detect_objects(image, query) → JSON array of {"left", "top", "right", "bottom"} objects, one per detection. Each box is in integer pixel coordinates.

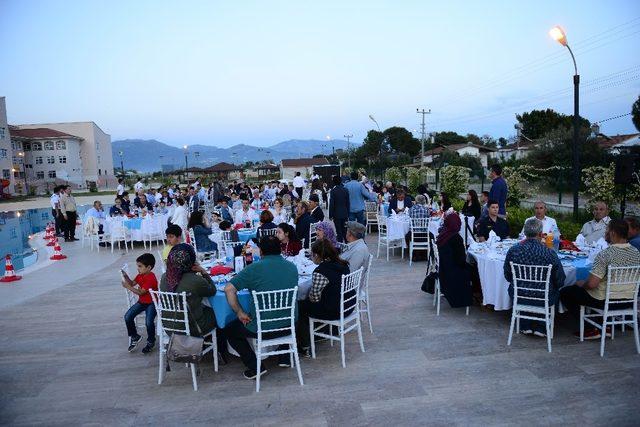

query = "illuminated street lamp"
[
  {"left": 17, "top": 151, "right": 27, "bottom": 194},
  {"left": 183, "top": 145, "right": 189, "bottom": 182},
  {"left": 550, "top": 25, "right": 580, "bottom": 218}
]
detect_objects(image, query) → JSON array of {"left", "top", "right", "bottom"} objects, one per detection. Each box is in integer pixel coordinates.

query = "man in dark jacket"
[
  {"left": 309, "top": 194, "right": 324, "bottom": 223},
  {"left": 329, "top": 175, "right": 350, "bottom": 242}
]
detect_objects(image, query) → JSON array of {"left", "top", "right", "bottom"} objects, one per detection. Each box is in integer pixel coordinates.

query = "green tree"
[
  {"left": 516, "top": 108, "right": 590, "bottom": 139},
  {"left": 498, "top": 137, "right": 508, "bottom": 148},
  {"left": 440, "top": 166, "right": 469, "bottom": 199},
  {"left": 434, "top": 131, "right": 467, "bottom": 146},
  {"left": 384, "top": 126, "right": 420, "bottom": 157},
  {"left": 632, "top": 94, "right": 640, "bottom": 132}
]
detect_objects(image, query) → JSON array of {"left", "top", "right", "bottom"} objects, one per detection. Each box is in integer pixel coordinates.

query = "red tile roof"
[
  {"left": 9, "top": 127, "right": 83, "bottom": 140},
  {"left": 281, "top": 157, "right": 329, "bottom": 167},
  {"left": 594, "top": 133, "right": 640, "bottom": 149}
]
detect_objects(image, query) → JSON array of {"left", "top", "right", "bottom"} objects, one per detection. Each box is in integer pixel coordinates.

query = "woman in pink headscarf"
[{"left": 436, "top": 212, "right": 472, "bottom": 309}]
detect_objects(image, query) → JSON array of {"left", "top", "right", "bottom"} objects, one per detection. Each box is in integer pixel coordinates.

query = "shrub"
[
  {"left": 440, "top": 166, "right": 469, "bottom": 199},
  {"left": 385, "top": 166, "right": 403, "bottom": 184}
]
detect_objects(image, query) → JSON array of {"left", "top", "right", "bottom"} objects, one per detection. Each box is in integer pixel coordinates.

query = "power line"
[
  {"left": 596, "top": 112, "right": 632, "bottom": 123},
  {"left": 441, "top": 18, "right": 640, "bottom": 106}
]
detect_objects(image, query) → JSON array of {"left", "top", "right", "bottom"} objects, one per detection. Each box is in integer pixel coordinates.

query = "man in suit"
[
  {"left": 308, "top": 194, "right": 324, "bottom": 223},
  {"left": 329, "top": 175, "right": 350, "bottom": 242},
  {"left": 388, "top": 188, "right": 413, "bottom": 215}
]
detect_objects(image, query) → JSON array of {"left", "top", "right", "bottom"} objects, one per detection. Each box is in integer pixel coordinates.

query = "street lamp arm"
[{"left": 565, "top": 44, "right": 578, "bottom": 76}]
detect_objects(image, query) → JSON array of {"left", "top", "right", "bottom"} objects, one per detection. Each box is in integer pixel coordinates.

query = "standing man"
[
  {"left": 292, "top": 172, "right": 305, "bottom": 201},
  {"left": 116, "top": 178, "right": 125, "bottom": 196},
  {"left": 329, "top": 175, "right": 350, "bottom": 242},
  {"left": 50, "top": 186, "right": 63, "bottom": 237},
  {"left": 59, "top": 185, "right": 78, "bottom": 242},
  {"left": 488, "top": 164, "right": 508, "bottom": 217},
  {"left": 134, "top": 178, "right": 144, "bottom": 193},
  {"left": 187, "top": 186, "right": 199, "bottom": 213},
  {"left": 344, "top": 171, "right": 373, "bottom": 226}
]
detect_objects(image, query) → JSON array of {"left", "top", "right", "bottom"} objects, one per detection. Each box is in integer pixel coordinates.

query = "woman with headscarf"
[
  {"left": 314, "top": 221, "right": 338, "bottom": 249},
  {"left": 436, "top": 212, "right": 472, "bottom": 309},
  {"left": 159, "top": 244, "right": 217, "bottom": 335}
]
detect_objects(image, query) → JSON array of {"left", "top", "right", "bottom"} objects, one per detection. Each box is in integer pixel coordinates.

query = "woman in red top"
[
  {"left": 122, "top": 253, "right": 158, "bottom": 354},
  {"left": 277, "top": 223, "right": 302, "bottom": 256}
]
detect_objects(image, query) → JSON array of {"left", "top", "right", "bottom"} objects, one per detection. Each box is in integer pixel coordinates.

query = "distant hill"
[{"left": 112, "top": 138, "right": 356, "bottom": 172}]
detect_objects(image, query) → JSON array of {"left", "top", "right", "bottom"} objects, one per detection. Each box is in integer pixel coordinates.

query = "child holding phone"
[{"left": 122, "top": 253, "right": 158, "bottom": 353}]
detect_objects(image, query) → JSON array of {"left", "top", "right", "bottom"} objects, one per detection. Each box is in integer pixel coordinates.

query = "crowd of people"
[
  {"left": 121, "top": 171, "right": 374, "bottom": 380},
  {"left": 116, "top": 163, "right": 640, "bottom": 381}
]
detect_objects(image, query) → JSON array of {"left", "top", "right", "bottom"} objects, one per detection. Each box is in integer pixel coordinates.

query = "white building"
[
  {"left": 0, "top": 97, "right": 14, "bottom": 195},
  {"left": 10, "top": 128, "right": 84, "bottom": 193},
  {"left": 280, "top": 157, "right": 329, "bottom": 181},
  {"left": 416, "top": 142, "right": 497, "bottom": 167},
  {"left": 12, "top": 121, "right": 115, "bottom": 193},
  {"left": 496, "top": 135, "right": 535, "bottom": 161}
]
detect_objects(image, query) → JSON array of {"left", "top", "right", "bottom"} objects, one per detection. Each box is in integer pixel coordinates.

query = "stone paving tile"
[{"left": 0, "top": 234, "right": 638, "bottom": 425}]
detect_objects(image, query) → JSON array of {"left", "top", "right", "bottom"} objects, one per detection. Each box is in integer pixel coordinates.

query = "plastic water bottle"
[{"left": 552, "top": 226, "right": 560, "bottom": 252}]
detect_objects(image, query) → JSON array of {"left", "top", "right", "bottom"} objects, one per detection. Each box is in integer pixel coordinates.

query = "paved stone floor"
[{"left": 1, "top": 235, "right": 639, "bottom": 426}]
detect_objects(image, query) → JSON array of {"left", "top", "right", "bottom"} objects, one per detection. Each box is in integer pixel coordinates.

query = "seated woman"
[
  {"left": 277, "top": 223, "right": 302, "bottom": 256},
  {"left": 296, "top": 239, "right": 350, "bottom": 354},
  {"left": 315, "top": 221, "right": 338, "bottom": 248},
  {"left": 436, "top": 213, "right": 472, "bottom": 309},
  {"left": 187, "top": 211, "right": 218, "bottom": 253},
  {"left": 256, "top": 210, "right": 277, "bottom": 238},
  {"left": 294, "top": 201, "right": 313, "bottom": 248},
  {"left": 270, "top": 197, "right": 288, "bottom": 224},
  {"left": 159, "top": 244, "right": 217, "bottom": 336},
  {"left": 439, "top": 192, "right": 451, "bottom": 212}
]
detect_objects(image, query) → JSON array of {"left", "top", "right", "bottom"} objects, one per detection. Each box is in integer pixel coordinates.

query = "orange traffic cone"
[
  {"left": 43, "top": 223, "right": 53, "bottom": 240},
  {"left": 46, "top": 231, "right": 56, "bottom": 247},
  {"left": 0, "top": 255, "right": 22, "bottom": 282},
  {"left": 50, "top": 238, "right": 67, "bottom": 261}
]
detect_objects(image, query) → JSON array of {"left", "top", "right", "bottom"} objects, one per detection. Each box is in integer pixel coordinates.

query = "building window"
[
  {"left": 48, "top": 171, "right": 56, "bottom": 179},
  {"left": 35, "top": 156, "right": 43, "bottom": 165},
  {"left": 0, "top": 127, "right": 4, "bottom": 139},
  {"left": 44, "top": 141, "right": 54, "bottom": 150},
  {"left": 97, "top": 155, "right": 101, "bottom": 164},
  {"left": 36, "top": 171, "right": 44, "bottom": 179},
  {"left": 98, "top": 169, "right": 101, "bottom": 176},
  {"left": 0, "top": 149, "right": 6, "bottom": 158},
  {"left": 58, "top": 156, "right": 67, "bottom": 164},
  {"left": 32, "top": 142, "right": 42, "bottom": 151},
  {"left": 41, "top": 212, "right": 49, "bottom": 220},
  {"left": 56, "top": 140, "right": 66, "bottom": 150},
  {"left": 10, "top": 228, "right": 17, "bottom": 239},
  {"left": 47, "top": 156, "right": 55, "bottom": 164},
  {"left": 96, "top": 142, "right": 100, "bottom": 151},
  {"left": 24, "top": 142, "right": 31, "bottom": 151},
  {"left": 2, "top": 169, "right": 9, "bottom": 179}
]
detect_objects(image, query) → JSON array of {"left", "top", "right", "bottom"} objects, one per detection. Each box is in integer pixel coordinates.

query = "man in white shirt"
[
  {"left": 521, "top": 201, "right": 559, "bottom": 236},
  {"left": 116, "top": 178, "right": 125, "bottom": 196},
  {"left": 292, "top": 172, "right": 305, "bottom": 200},
  {"left": 50, "top": 186, "right": 63, "bottom": 236},
  {"left": 134, "top": 179, "right": 144, "bottom": 192},
  {"left": 234, "top": 199, "right": 257, "bottom": 225},
  {"left": 579, "top": 201, "right": 611, "bottom": 244}
]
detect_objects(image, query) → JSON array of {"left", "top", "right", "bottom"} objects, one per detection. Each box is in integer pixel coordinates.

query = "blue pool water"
[{"left": 0, "top": 205, "right": 94, "bottom": 271}]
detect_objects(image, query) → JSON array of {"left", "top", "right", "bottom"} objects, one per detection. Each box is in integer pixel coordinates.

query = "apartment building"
[
  {"left": 0, "top": 97, "right": 14, "bottom": 196},
  {"left": 11, "top": 121, "right": 115, "bottom": 193}
]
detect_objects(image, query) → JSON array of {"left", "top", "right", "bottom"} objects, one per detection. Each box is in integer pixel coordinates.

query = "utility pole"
[
  {"left": 416, "top": 108, "right": 431, "bottom": 166},
  {"left": 344, "top": 134, "right": 353, "bottom": 168}
]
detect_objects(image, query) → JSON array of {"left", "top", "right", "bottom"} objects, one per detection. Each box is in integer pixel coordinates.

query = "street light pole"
[
  {"left": 17, "top": 152, "right": 27, "bottom": 194},
  {"left": 118, "top": 150, "right": 124, "bottom": 177},
  {"left": 183, "top": 145, "right": 189, "bottom": 183},
  {"left": 159, "top": 155, "right": 164, "bottom": 178},
  {"left": 550, "top": 25, "right": 580, "bottom": 218},
  {"left": 344, "top": 134, "right": 353, "bottom": 168},
  {"left": 416, "top": 108, "right": 431, "bottom": 167}
]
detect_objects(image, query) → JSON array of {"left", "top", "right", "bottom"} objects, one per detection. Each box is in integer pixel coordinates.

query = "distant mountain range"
[{"left": 112, "top": 138, "right": 355, "bottom": 172}]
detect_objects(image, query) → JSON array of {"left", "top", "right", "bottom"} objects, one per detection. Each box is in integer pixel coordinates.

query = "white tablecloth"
[
  {"left": 104, "top": 214, "right": 169, "bottom": 241},
  {"left": 386, "top": 214, "right": 476, "bottom": 249},
  {"left": 469, "top": 247, "right": 582, "bottom": 311}
]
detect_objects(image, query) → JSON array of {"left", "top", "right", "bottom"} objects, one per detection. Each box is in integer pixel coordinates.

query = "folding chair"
[
  {"left": 580, "top": 265, "right": 640, "bottom": 357},
  {"left": 150, "top": 290, "right": 218, "bottom": 391},
  {"left": 310, "top": 267, "right": 365, "bottom": 367}
]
